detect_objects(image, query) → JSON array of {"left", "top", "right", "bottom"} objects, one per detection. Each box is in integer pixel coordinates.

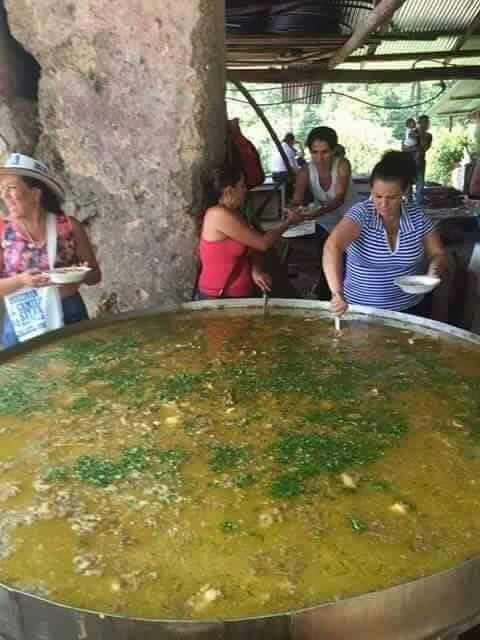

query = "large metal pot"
[{"left": 1, "top": 300, "right": 480, "bottom": 640}]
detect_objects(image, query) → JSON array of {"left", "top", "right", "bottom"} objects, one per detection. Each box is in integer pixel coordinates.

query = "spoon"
[
  {"left": 263, "top": 291, "right": 269, "bottom": 318},
  {"left": 334, "top": 316, "right": 341, "bottom": 332}
]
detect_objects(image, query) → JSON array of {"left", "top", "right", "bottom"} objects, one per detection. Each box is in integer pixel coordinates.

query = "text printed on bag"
[{"left": 5, "top": 289, "right": 48, "bottom": 342}]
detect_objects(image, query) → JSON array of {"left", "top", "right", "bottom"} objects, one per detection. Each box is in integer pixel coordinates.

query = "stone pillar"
[
  {"left": 0, "top": 1, "right": 38, "bottom": 159},
  {"left": 4, "top": 0, "right": 226, "bottom": 311}
]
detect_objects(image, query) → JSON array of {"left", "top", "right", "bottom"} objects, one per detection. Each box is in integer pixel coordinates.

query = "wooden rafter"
[
  {"left": 346, "top": 48, "right": 480, "bottom": 64},
  {"left": 228, "top": 65, "right": 480, "bottom": 84},
  {"left": 227, "top": 47, "right": 480, "bottom": 67},
  {"left": 449, "top": 94, "right": 480, "bottom": 101},
  {"left": 226, "top": 31, "right": 471, "bottom": 51}
]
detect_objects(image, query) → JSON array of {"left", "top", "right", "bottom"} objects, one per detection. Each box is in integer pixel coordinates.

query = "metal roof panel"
[
  {"left": 393, "top": 0, "right": 480, "bottom": 34},
  {"left": 375, "top": 37, "right": 458, "bottom": 56}
]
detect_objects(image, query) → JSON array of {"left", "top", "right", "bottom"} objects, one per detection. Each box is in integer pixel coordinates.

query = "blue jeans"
[
  {"left": 2, "top": 293, "right": 89, "bottom": 348},
  {"left": 416, "top": 165, "right": 426, "bottom": 205}
]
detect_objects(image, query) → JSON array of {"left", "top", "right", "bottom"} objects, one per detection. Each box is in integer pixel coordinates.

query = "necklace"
[
  {"left": 16, "top": 218, "right": 46, "bottom": 248},
  {"left": 384, "top": 218, "right": 400, "bottom": 252}
]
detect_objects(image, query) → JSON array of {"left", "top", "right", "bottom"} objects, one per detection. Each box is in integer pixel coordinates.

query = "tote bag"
[{"left": 4, "top": 214, "right": 64, "bottom": 342}]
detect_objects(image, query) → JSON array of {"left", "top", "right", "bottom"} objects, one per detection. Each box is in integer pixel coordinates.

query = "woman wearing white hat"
[{"left": 0, "top": 153, "right": 101, "bottom": 347}]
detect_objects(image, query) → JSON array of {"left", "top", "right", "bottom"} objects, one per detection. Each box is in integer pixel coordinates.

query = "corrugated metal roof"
[
  {"left": 225, "top": 0, "right": 480, "bottom": 81},
  {"left": 281, "top": 82, "right": 323, "bottom": 104},
  {"left": 341, "top": 4, "right": 373, "bottom": 34},
  {"left": 375, "top": 37, "right": 458, "bottom": 56},
  {"left": 338, "top": 60, "right": 439, "bottom": 70},
  {"left": 393, "top": 0, "right": 480, "bottom": 34}
]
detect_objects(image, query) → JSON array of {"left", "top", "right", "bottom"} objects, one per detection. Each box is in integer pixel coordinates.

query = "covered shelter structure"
[
  {"left": 226, "top": 0, "right": 480, "bottom": 85},
  {"left": 224, "top": 0, "right": 480, "bottom": 336},
  {"left": 430, "top": 79, "right": 480, "bottom": 120}
]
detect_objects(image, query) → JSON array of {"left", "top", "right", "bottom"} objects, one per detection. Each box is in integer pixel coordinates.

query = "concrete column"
[{"left": 4, "top": 0, "right": 226, "bottom": 311}]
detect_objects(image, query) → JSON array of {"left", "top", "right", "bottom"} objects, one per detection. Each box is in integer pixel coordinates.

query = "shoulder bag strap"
[{"left": 46, "top": 214, "right": 58, "bottom": 269}]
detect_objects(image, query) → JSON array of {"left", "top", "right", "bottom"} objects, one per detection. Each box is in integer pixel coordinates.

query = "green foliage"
[
  {"left": 473, "top": 123, "right": 480, "bottom": 154},
  {"left": 428, "top": 127, "right": 470, "bottom": 185},
  {"left": 226, "top": 81, "right": 455, "bottom": 178}
]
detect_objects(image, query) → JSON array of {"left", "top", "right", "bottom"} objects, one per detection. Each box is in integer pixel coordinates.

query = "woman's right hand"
[
  {"left": 19, "top": 269, "right": 51, "bottom": 289},
  {"left": 284, "top": 208, "right": 303, "bottom": 226},
  {"left": 330, "top": 292, "right": 348, "bottom": 315}
]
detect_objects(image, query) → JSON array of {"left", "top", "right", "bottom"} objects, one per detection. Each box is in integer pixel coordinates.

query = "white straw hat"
[{"left": 0, "top": 153, "right": 65, "bottom": 202}]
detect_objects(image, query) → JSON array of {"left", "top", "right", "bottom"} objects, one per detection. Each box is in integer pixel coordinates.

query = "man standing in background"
[
  {"left": 271, "top": 132, "right": 299, "bottom": 194},
  {"left": 415, "top": 115, "right": 433, "bottom": 206}
]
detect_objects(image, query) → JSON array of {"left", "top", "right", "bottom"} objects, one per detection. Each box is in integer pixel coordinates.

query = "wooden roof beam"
[
  {"left": 449, "top": 94, "right": 480, "bottom": 101},
  {"left": 346, "top": 48, "right": 480, "bottom": 63},
  {"left": 226, "top": 31, "right": 468, "bottom": 48},
  {"left": 227, "top": 65, "right": 480, "bottom": 84},
  {"left": 436, "top": 109, "right": 478, "bottom": 116},
  {"left": 227, "top": 48, "right": 480, "bottom": 66}
]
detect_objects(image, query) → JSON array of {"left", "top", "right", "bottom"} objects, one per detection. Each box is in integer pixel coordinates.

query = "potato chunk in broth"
[{"left": 0, "top": 310, "right": 479, "bottom": 620}]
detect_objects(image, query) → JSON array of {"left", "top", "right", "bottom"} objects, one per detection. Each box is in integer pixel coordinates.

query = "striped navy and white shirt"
[{"left": 343, "top": 199, "right": 435, "bottom": 311}]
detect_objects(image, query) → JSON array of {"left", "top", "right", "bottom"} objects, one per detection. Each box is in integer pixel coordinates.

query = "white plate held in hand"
[
  {"left": 48, "top": 266, "right": 91, "bottom": 284},
  {"left": 394, "top": 275, "right": 440, "bottom": 295}
]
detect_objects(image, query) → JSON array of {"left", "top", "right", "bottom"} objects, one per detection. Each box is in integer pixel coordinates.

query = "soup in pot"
[{"left": 0, "top": 310, "right": 478, "bottom": 620}]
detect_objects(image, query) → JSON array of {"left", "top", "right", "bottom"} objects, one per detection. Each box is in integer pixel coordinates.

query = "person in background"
[
  {"left": 271, "top": 132, "right": 299, "bottom": 199},
  {"left": 271, "top": 132, "right": 300, "bottom": 181},
  {"left": 323, "top": 151, "right": 447, "bottom": 318},
  {"left": 402, "top": 117, "right": 419, "bottom": 154},
  {"left": 227, "top": 118, "right": 265, "bottom": 191},
  {"left": 295, "top": 140, "right": 306, "bottom": 168},
  {"left": 0, "top": 153, "right": 101, "bottom": 347},
  {"left": 415, "top": 115, "right": 433, "bottom": 206},
  {"left": 196, "top": 163, "right": 302, "bottom": 299}
]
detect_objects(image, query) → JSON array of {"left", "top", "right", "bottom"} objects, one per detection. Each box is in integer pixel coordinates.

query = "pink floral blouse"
[{"left": 0, "top": 214, "right": 79, "bottom": 277}]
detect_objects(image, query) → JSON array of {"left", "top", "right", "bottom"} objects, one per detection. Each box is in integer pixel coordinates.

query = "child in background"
[{"left": 403, "top": 118, "right": 419, "bottom": 152}]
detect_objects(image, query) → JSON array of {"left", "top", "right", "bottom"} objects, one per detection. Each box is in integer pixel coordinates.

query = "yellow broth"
[{"left": 0, "top": 310, "right": 479, "bottom": 620}]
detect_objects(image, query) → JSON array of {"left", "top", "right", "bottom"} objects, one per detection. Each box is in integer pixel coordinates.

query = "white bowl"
[
  {"left": 48, "top": 266, "right": 91, "bottom": 285},
  {"left": 394, "top": 275, "right": 441, "bottom": 295}
]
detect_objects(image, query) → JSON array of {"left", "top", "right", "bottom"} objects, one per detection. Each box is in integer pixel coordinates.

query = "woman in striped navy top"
[{"left": 323, "top": 151, "right": 447, "bottom": 316}]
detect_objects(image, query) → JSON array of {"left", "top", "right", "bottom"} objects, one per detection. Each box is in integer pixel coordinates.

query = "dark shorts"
[{"left": 2, "top": 292, "right": 89, "bottom": 348}]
